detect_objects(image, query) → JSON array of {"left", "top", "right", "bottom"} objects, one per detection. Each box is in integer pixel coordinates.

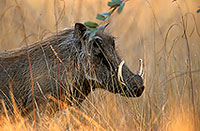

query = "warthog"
[{"left": 0, "top": 23, "right": 144, "bottom": 114}]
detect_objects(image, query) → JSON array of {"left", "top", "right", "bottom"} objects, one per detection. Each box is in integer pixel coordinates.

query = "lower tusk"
[
  {"left": 138, "top": 59, "right": 144, "bottom": 78},
  {"left": 118, "top": 60, "right": 126, "bottom": 86}
]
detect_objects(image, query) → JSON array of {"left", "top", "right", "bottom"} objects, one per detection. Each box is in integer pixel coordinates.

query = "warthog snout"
[
  {"left": 117, "top": 60, "right": 144, "bottom": 97},
  {"left": 117, "top": 59, "right": 144, "bottom": 97}
]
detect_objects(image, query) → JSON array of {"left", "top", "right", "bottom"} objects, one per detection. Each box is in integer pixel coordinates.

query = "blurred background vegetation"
[{"left": 0, "top": 0, "right": 200, "bottom": 130}]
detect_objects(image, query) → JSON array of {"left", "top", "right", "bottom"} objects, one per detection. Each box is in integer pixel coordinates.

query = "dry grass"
[{"left": 0, "top": 0, "right": 200, "bottom": 130}]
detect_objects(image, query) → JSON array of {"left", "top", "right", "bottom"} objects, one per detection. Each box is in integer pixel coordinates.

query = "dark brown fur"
[{"left": 0, "top": 23, "right": 144, "bottom": 114}]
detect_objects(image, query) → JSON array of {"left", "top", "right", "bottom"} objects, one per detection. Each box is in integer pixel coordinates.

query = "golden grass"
[{"left": 0, "top": 0, "right": 200, "bottom": 130}]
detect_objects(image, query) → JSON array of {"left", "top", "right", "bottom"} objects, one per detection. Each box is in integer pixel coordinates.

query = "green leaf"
[
  {"left": 84, "top": 22, "right": 98, "bottom": 28},
  {"left": 96, "top": 14, "right": 106, "bottom": 21},
  {"left": 108, "top": 2, "right": 117, "bottom": 7},
  {"left": 197, "top": 9, "right": 200, "bottom": 13},
  {"left": 117, "top": 2, "right": 125, "bottom": 14},
  {"left": 197, "top": 6, "right": 200, "bottom": 13},
  {"left": 88, "top": 29, "right": 98, "bottom": 42},
  {"left": 112, "top": 0, "right": 121, "bottom": 4},
  {"left": 99, "top": 12, "right": 110, "bottom": 16}
]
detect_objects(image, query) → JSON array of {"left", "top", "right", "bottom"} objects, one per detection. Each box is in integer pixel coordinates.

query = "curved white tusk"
[
  {"left": 118, "top": 60, "right": 126, "bottom": 86},
  {"left": 138, "top": 59, "right": 144, "bottom": 78}
]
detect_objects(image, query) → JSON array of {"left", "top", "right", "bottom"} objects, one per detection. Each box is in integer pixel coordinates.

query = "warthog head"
[{"left": 73, "top": 23, "right": 144, "bottom": 98}]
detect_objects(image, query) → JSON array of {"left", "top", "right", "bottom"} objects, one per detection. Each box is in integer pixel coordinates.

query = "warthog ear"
[{"left": 74, "top": 23, "right": 87, "bottom": 39}]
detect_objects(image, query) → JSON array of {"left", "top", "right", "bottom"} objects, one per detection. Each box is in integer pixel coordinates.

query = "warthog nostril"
[{"left": 136, "top": 86, "right": 145, "bottom": 97}]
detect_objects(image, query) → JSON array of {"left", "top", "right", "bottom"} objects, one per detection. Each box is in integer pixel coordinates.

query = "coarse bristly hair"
[{"left": 0, "top": 23, "right": 144, "bottom": 115}]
